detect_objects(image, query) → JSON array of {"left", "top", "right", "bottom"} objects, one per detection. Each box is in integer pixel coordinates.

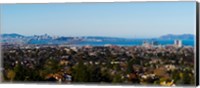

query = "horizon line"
[{"left": 1, "top": 33, "right": 195, "bottom": 39}]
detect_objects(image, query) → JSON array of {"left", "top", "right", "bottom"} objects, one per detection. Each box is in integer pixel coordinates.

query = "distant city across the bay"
[{"left": 1, "top": 33, "right": 195, "bottom": 47}]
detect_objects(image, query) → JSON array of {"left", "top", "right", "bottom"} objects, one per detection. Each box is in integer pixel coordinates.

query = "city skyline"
[{"left": 1, "top": 2, "right": 196, "bottom": 38}]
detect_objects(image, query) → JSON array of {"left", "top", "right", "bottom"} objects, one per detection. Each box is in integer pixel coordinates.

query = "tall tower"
[{"left": 174, "top": 40, "right": 182, "bottom": 47}]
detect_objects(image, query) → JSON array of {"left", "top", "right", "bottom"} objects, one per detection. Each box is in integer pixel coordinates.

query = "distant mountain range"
[
  {"left": 1, "top": 33, "right": 195, "bottom": 45},
  {"left": 159, "top": 34, "right": 195, "bottom": 40},
  {"left": 2, "top": 33, "right": 25, "bottom": 38}
]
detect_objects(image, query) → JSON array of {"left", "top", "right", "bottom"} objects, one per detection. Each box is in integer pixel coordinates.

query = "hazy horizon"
[
  {"left": 2, "top": 32, "right": 195, "bottom": 39},
  {"left": 1, "top": 2, "right": 196, "bottom": 38}
]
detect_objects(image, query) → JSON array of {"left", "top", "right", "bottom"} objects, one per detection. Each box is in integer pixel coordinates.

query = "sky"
[{"left": 0, "top": 2, "right": 196, "bottom": 38}]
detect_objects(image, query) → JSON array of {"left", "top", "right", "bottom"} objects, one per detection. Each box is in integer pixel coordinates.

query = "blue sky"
[{"left": 0, "top": 2, "right": 196, "bottom": 38}]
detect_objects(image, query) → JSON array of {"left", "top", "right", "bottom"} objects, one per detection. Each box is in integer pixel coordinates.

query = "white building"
[
  {"left": 174, "top": 40, "right": 182, "bottom": 47},
  {"left": 142, "top": 41, "right": 152, "bottom": 48}
]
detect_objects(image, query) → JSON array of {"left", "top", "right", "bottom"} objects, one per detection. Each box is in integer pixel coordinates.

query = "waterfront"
[{"left": 77, "top": 39, "right": 194, "bottom": 47}]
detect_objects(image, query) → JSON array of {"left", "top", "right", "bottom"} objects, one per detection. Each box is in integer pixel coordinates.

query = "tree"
[
  {"left": 100, "top": 68, "right": 112, "bottom": 82},
  {"left": 42, "top": 57, "right": 61, "bottom": 75},
  {"left": 72, "top": 60, "right": 89, "bottom": 82},
  {"left": 13, "top": 63, "right": 25, "bottom": 81},
  {"left": 87, "top": 65, "right": 102, "bottom": 82},
  {"left": 127, "top": 58, "right": 134, "bottom": 73},
  {"left": 6, "top": 69, "right": 16, "bottom": 81}
]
